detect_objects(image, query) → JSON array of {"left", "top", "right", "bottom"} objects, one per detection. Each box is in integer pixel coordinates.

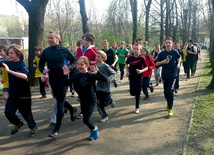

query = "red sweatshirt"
[
  {"left": 76, "top": 45, "right": 98, "bottom": 61},
  {"left": 143, "top": 56, "right": 156, "bottom": 77}
]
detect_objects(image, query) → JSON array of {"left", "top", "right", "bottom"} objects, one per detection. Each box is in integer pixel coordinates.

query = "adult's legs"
[{"left": 51, "top": 85, "right": 67, "bottom": 131}]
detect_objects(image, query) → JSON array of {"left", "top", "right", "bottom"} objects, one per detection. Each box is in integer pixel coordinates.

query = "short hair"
[
  {"left": 188, "top": 40, "right": 193, "bottom": 44},
  {"left": 48, "top": 31, "right": 61, "bottom": 40},
  {"left": 34, "top": 46, "right": 43, "bottom": 52},
  {"left": 120, "top": 41, "right": 125, "bottom": 44},
  {"left": 0, "top": 45, "right": 8, "bottom": 55},
  {"left": 165, "top": 37, "right": 173, "bottom": 41},
  {"left": 83, "top": 33, "right": 95, "bottom": 44},
  {"left": 97, "top": 50, "right": 107, "bottom": 61},
  {"left": 8, "top": 44, "right": 24, "bottom": 61},
  {"left": 76, "top": 40, "right": 82, "bottom": 46},
  {"left": 78, "top": 56, "right": 90, "bottom": 65}
]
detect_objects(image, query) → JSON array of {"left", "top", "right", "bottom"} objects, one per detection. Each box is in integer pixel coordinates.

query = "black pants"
[
  {"left": 163, "top": 78, "right": 176, "bottom": 109},
  {"left": 51, "top": 85, "right": 67, "bottom": 131},
  {"left": 142, "top": 76, "right": 151, "bottom": 97},
  {"left": 39, "top": 77, "right": 46, "bottom": 96},
  {"left": 129, "top": 80, "right": 142, "bottom": 109},
  {"left": 5, "top": 97, "right": 36, "bottom": 129},
  {"left": 81, "top": 102, "right": 96, "bottom": 131},
  {"left": 119, "top": 63, "right": 125, "bottom": 80},
  {"left": 96, "top": 91, "right": 112, "bottom": 118},
  {"left": 186, "top": 58, "right": 195, "bottom": 77}
]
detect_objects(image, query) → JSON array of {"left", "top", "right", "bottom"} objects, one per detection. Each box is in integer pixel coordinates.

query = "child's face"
[
  {"left": 133, "top": 46, "right": 140, "bottom": 55},
  {"left": 141, "top": 49, "right": 146, "bottom": 56},
  {"left": 0, "top": 50, "right": 6, "bottom": 57},
  {"left": 165, "top": 39, "right": 173, "bottom": 50},
  {"left": 103, "top": 42, "right": 108, "bottom": 48},
  {"left": 95, "top": 54, "right": 104, "bottom": 63},
  {"left": 35, "top": 50, "right": 41, "bottom": 56},
  {"left": 77, "top": 59, "right": 89, "bottom": 73},
  {"left": 8, "top": 48, "right": 19, "bottom": 62}
]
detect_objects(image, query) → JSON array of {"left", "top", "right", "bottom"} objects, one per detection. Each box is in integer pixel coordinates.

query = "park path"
[{"left": 0, "top": 51, "right": 206, "bottom": 155}]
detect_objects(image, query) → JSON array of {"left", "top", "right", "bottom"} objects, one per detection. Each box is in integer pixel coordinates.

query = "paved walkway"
[{"left": 0, "top": 51, "right": 206, "bottom": 155}]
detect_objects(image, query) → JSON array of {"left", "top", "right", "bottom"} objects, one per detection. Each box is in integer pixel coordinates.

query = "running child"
[
  {"left": 126, "top": 44, "right": 148, "bottom": 114},
  {"left": 62, "top": 56, "right": 108, "bottom": 140},
  {"left": 95, "top": 50, "right": 116, "bottom": 123},
  {"left": 0, "top": 44, "right": 38, "bottom": 137},
  {"left": 155, "top": 37, "right": 181, "bottom": 117}
]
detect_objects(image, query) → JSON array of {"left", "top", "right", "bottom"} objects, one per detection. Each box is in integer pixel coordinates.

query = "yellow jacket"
[
  {"left": 33, "top": 56, "right": 42, "bottom": 78},
  {"left": 1, "top": 68, "right": 9, "bottom": 88}
]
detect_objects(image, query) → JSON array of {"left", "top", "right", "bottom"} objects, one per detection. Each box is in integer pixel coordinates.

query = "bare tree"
[
  {"left": 16, "top": 0, "right": 49, "bottom": 85},
  {"left": 130, "top": 0, "right": 138, "bottom": 44},
  {"left": 79, "top": 0, "right": 89, "bottom": 34},
  {"left": 144, "top": 0, "right": 152, "bottom": 42}
]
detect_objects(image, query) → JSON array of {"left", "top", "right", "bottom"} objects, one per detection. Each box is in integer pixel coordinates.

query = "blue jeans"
[{"left": 142, "top": 76, "right": 151, "bottom": 97}]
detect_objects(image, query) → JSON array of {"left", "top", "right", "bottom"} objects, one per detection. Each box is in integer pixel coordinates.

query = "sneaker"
[
  {"left": 39, "top": 95, "right": 47, "bottom": 99},
  {"left": 143, "top": 96, "right": 149, "bottom": 100},
  {"left": 29, "top": 126, "right": 38, "bottom": 137},
  {"left": 174, "top": 89, "right": 178, "bottom": 93},
  {"left": 159, "top": 79, "right": 162, "bottom": 83},
  {"left": 120, "top": 80, "right": 123, "bottom": 83},
  {"left": 48, "top": 130, "right": 59, "bottom": 139},
  {"left": 168, "top": 109, "right": 173, "bottom": 116},
  {"left": 111, "top": 98, "right": 116, "bottom": 108},
  {"left": 111, "top": 79, "right": 118, "bottom": 88},
  {"left": 70, "top": 107, "right": 77, "bottom": 122},
  {"left": 100, "top": 116, "right": 109, "bottom": 123},
  {"left": 11, "top": 121, "right": 24, "bottom": 135},
  {"left": 156, "top": 83, "right": 159, "bottom": 86},
  {"left": 191, "top": 72, "right": 195, "bottom": 76},
  {"left": 76, "top": 113, "right": 83, "bottom": 119},
  {"left": 49, "top": 122, "right": 56, "bottom": 128},
  {"left": 15, "top": 110, "right": 21, "bottom": 116},
  {"left": 135, "top": 108, "right": 139, "bottom": 114},
  {"left": 88, "top": 126, "right": 99, "bottom": 140},
  {"left": 150, "top": 86, "right": 154, "bottom": 93}
]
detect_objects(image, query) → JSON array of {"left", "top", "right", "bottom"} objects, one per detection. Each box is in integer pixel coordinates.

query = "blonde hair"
[
  {"left": 48, "top": 31, "right": 61, "bottom": 40},
  {"left": 78, "top": 56, "right": 90, "bottom": 65},
  {"left": 97, "top": 50, "right": 107, "bottom": 61}
]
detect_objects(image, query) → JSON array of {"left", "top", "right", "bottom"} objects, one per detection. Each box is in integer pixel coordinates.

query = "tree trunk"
[
  {"left": 160, "top": 0, "right": 164, "bottom": 45},
  {"left": 78, "top": 0, "right": 89, "bottom": 34},
  {"left": 130, "top": 0, "right": 137, "bottom": 44},
  {"left": 16, "top": 0, "right": 49, "bottom": 86},
  {"left": 145, "top": 0, "right": 152, "bottom": 42}
]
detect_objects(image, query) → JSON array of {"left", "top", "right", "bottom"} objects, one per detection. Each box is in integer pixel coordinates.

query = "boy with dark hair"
[{"left": 155, "top": 37, "right": 181, "bottom": 117}]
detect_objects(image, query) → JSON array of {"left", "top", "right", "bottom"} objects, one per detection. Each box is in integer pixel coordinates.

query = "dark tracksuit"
[
  {"left": 39, "top": 45, "right": 76, "bottom": 131},
  {"left": 126, "top": 54, "right": 147, "bottom": 109},
  {"left": 67, "top": 71, "right": 108, "bottom": 131},
  {"left": 0, "top": 60, "right": 36, "bottom": 129},
  {"left": 155, "top": 49, "right": 180, "bottom": 109},
  {"left": 186, "top": 46, "right": 197, "bottom": 78}
]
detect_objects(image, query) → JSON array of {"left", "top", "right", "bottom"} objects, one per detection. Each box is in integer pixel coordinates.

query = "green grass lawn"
[{"left": 186, "top": 58, "right": 214, "bottom": 154}]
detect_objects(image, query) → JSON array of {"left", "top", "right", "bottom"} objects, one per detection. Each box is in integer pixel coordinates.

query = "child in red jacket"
[{"left": 141, "top": 48, "right": 156, "bottom": 100}]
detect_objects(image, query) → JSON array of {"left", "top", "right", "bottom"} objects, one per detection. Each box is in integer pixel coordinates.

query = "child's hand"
[
  {"left": 136, "top": 69, "right": 141, "bottom": 74},
  {"left": 2, "top": 63, "right": 9, "bottom": 72},
  {"left": 62, "top": 66, "right": 70, "bottom": 75},
  {"left": 90, "top": 65, "right": 98, "bottom": 74},
  {"left": 126, "top": 71, "right": 130, "bottom": 76}
]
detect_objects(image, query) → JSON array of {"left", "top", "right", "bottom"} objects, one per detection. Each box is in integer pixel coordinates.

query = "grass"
[{"left": 186, "top": 59, "right": 214, "bottom": 154}]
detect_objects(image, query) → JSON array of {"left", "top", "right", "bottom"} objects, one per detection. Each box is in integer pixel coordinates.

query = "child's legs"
[
  {"left": 119, "top": 63, "right": 125, "bottom": 80},
  {"left": 175, "top": 69, "right": 180, "bottom": 89},
  {"left": 39, "top": 77, "right": 46, "bottom": 96},
  {"left": 50, "top": 97, "right": 57, "bottom": 124},
  {"left": 96, "top": 91, "right": 108, "bottom": 118},
  {"left": 18, "top": 98, "right": 36, "bottom": 129},
  {"left": 163, "top": 78, "right": 176, "bottom": 109},
  {"left": 81, "top": 103, "right": 96, "bottom": 131},
  {"left": 51, "top": 85, "right": 67, "bottom": 131},
  {"left": 2, "top": 88, "right": 9, "bottom": 101},
  {"left": 142, "top": 77, "right": 150, "bottom": 97},
  {"left": 4, "top": 97, "right": 20, "bottom": 126}
]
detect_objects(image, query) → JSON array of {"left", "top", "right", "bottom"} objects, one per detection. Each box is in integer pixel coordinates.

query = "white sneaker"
[
  {"left": 135, "top": 108, "right": 139, "bottom": 114},
  {"left": 120, "top": 80, "right": 123, "bottom": 83},
  {"left": 100, "top": 116, "right": 109, "bottom": 123}
]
